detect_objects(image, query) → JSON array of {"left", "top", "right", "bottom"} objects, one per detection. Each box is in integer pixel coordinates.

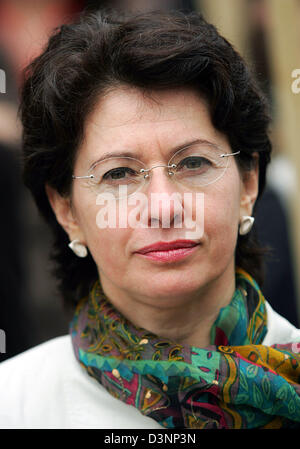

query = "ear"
[
  {"left": 45, "top": 183, "right": 86, "bottom": 243},
  {"left": 239, "top": 153, "right": 259, "bottom": 218}
]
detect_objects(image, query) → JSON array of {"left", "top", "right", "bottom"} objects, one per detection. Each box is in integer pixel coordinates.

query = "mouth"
[{"left": 134, "top": 240, "right": 200, "bottom": 263}]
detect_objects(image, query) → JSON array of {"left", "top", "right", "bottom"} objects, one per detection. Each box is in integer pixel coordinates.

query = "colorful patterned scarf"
[{"left": 70, "top": 268, "right": 300, "bottom": 429}]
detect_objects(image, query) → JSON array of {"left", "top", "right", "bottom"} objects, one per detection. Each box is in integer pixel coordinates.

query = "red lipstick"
[{"left": 135, "top": 240, "right": 200, "bottom": 263}]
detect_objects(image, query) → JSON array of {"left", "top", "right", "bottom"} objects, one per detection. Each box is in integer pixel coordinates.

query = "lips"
[{"left": 135, "top": 239, "right": 199, "bottom": 254}]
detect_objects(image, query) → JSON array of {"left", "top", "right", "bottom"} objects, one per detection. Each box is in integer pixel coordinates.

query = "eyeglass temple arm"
[
  {"left": 220, "top": 151, "right": 240, "bottom": 158},
  {"left": 72, "top": 175, "right": 95, "bottom": 179}
]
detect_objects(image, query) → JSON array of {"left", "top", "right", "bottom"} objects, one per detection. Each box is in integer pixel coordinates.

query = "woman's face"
[{"left": 48, "top": 86, "right": 258, "bottom": 310}]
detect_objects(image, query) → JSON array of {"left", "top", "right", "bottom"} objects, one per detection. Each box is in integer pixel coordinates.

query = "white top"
[{"left": 0, "top": 301, "right": 299, "bottom": 429}]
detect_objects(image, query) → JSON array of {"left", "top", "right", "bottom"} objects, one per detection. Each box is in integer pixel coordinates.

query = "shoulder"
[
  {"left": 0, "top": 334, "right": 72, "bottom": 367},
  {"left": 0, "top": 336, "right": 73, "bottom": 428},
  {"left": 0, "top": 335, "right": 72, "bottom": 384},
  {"left": 262, "top": 301, "right": 300, "bottom": 345},
  {"left": 0, "top": 335, "right": 74, "bottom": 387},
  {"left": 0, "top": 335, "right": 161, "bottom": 429}
]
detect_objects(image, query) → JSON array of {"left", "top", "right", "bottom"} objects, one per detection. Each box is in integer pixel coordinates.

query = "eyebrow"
[{"left": 88, "top": 138, "right": 217, "bottom": 171}]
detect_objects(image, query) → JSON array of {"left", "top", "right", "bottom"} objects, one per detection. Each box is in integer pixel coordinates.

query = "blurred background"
[{"left": 0, "top": 0, "right": 299, "bottom": 361}]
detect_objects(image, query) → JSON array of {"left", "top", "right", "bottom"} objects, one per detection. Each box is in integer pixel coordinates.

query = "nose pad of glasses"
[{"left": 167, "top": 163, "right": 176, "bottom": 177}]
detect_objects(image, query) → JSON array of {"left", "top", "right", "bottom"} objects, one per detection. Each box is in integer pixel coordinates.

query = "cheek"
[
  {"left": 89, "top": 229, "right": 129, "bottom": 273},
  {"left": 203, "top": 185, "right": 240, "bottom": 256},
  {"left": 74, "top": 195, "right": 131, "bottom": 270}
]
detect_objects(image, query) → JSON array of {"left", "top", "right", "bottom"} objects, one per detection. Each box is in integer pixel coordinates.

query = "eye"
[
  {"left": 177, "top": 156, "right": 212, "bottom": 171},
  {"left": 102, "top": 167, "right": 138, "bottom": 182}
]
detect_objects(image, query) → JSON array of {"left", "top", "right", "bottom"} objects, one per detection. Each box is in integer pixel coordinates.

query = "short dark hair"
[{"left": 20, "top": 9, "right": 272, "bottom": 306}]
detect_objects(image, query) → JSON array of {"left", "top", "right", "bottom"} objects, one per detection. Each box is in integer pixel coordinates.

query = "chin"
[{"left": 137, "top": 274, "right": 205, "bottom": 299}]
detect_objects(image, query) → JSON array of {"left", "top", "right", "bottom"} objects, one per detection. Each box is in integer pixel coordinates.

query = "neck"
[{"left": 99, "top": 265, "right": 236, "bottom": 347}]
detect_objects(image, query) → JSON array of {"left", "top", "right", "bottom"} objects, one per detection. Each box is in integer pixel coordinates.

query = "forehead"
[
  {"left": 77, "top": 86, "right": 229, "bottom": 168},
  {"left": 90, "top": 86, "right": 208, "bottom": 121},
  {"left": 86, "top": 86, "right": 212, "bottom": 129}
]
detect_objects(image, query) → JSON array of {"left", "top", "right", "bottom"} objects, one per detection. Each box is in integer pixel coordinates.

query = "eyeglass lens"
[{"left": 87, "top": 144, "right": 229, "bottom": 197}]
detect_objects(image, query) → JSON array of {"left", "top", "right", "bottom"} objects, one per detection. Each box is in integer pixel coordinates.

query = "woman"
[{"left": 0, "top": 9, "right": 299, "bottom": 429}]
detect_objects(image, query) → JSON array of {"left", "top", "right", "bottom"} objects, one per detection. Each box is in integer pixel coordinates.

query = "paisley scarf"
[{"left": 70, "top": 268, "right": 300, "bottom": 429}]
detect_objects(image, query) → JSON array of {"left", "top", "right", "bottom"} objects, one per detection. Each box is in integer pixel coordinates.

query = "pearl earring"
[
  {"left": 239, "top": 216, "right": 255, "bottom": 235},
  {"left": 68, "top": 239, "right": 88, "bottom": 258}
]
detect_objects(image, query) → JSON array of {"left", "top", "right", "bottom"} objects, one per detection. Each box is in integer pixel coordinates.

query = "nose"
[{"left": 141, "top": 166, "right": 184, "bottom": 229}]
